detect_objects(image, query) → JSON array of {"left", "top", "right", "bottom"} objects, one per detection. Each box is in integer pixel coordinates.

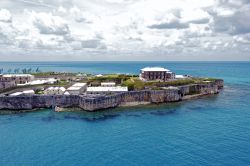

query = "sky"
[{"left": 0, "top": 0, "right": 250, "bottom": 61}]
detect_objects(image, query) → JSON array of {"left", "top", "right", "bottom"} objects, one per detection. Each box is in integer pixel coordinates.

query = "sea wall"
[
  {"left": 178, "top": 83, "right": 219, "bottom": 96},
  {"left": 79, "top": 89, "right": 181, "bottom": 111},
  {"left": 0, "top": 81, "right": 222, "bottom": 112}
]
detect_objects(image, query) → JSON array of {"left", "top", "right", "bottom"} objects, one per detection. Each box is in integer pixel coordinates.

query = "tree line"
[{"left": 0, "top": 67, "right": 41, "bottom": 74}]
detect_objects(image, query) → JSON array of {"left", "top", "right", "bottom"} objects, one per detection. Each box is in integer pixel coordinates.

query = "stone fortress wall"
[{"left": 0, "top": 80, "right": 223, "bottom": 112}]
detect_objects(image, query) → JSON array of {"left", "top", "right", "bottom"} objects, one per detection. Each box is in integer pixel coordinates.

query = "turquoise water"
[{"left": 1, "top": 62, "right": 250, "bottom": 166}]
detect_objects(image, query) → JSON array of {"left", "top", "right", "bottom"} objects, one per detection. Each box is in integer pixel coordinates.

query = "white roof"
[
  {"left": 165, "top": 86, "right": 179, "bottom": 90},
  {"left": 3, "top": 74, "right": 33, "bottom": 77},
  {"left": 175, "top": 75, "right": 186, "bottom": 79},
  {"left": 72, "top": 83, "right": 87, "bottom": 87},
  {"left": 141, "top": 67, "right": 170, "bottom": 72},
  {"left": 87, "top": 86, "right": 128, "bottom": 92},
  {"left": 10, "top": 92, "right": 23, "bottom": 96},
  {"left": 59, "top": 87, "right": 66, "bottom": 91},
  {"left": 101, "top": 82, "right": 116, "bottom": 86},
  {"left": 47, "top": 78, "right": 57, "bottom": 82},
  {"left": 64, "top": 91, "right": 70, "bottom": 95},
  {"left": 96, "top": 74, "right": 103, "bottom": 77},
  {"left": 67, "top": 86, "right": 82, "bottom": 90},
  {"left": 46, "top": 87, "right": 66, "bottom": 91},
  {"left": 23, "top": 90, "right": 35, "bottom": 94},
  {"left": 67, "top": 83, "right": 86, "bottom": 91},
  {"left": 17, "top": 78, "right": 57, "bottom": 86}
]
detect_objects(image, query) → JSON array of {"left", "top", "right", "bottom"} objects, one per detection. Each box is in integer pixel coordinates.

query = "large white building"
[
  {"left": 0, "top": 74, "right": 35, "bottom": 90},
  {"left": 0, "top": 78, "right": 16, "bottom": 90},
  {"left": 1, "top": 74, "right": 35, "bottom": 84},
  {"left": 44, "top": 87, "right": 66, "bottom": 95},
  {"left": 140, "top": 67, "right": 175, "bottom": 81},
  {"left": 66, "top": 83, "right": 87, "bottom": 95}
]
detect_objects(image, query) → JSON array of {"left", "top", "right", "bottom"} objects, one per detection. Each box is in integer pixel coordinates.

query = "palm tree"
[
  {"left": 36, "top": 67, "right": 40, "bottom": 73},
  {"left": 27, "top": 68, "right": 32, "bottom": 73},
  {"left": 22, "top": 68, "right": 27, "bottom": 74}
]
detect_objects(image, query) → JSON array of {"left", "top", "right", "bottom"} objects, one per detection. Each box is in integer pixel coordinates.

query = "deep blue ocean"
[{"left": 0, "top": 61, "right": 250, "bottom": 166}]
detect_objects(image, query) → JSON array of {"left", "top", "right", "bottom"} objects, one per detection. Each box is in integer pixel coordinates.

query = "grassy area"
[
  {"left": 121, "top": 77, "right": 218, "bottom": 91},
  {"left": 35, "top": 89, "right": 44, "bottom": 95},
  {"left": 87, "top": 74, "right": 138, "bottom": 86},
  {"left": 202, "top": 78, "right": 218, "bottom": 81}
]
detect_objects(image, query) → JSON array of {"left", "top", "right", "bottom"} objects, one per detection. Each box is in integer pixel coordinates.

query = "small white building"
[
  {"left": 95, "top": 74, "right": 103, "bottom": 77},
  {"left": 175, "top": 75, "right": 187, "bottom": 79},
  {"left": 101, "top": 82, "right": 116, "bottom": 87},
  {"left": 44, "top": 87, "right": 66, "bottom": 95},
  {"left": 67, "top": 83, "right": 87, "bottom": 95},
  {"left": 87, "top": 86, "right": 128, "bottom": 93}
]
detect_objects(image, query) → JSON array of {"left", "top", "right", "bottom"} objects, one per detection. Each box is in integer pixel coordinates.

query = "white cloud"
[
  {"left": 0, "top": 8, "right": 12, "bottom": 23},
  {"left": 31, "top": 12, "right": 70, "bottom": 35},
  {"left": 0, "top": 0, "right": 249, "bottom": 60},
  {"left": 69, "top": 6, "right": 86, "bottom": 22},
  {"left": 181, "top": 9, "right": 211, "bottom": 24},
  {"left": 148, "top": 13, "right": 189, "bottom": 29}
]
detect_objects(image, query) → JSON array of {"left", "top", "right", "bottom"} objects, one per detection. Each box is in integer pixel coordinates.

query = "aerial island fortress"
[{"left": 0, "top": 67, "right": 223, "bottom": 112}]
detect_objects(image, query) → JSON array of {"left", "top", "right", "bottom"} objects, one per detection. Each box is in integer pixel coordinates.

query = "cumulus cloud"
[
  {"left": 31, "top": 12, "right": 70, "bottom": 35},
  {"left": 69, "top": 6, "right": 86, "bottom": 22},
  {"left": 148, "top": 13, "right": 189, "bottom": 29},
  {"left": 0, "top": 0, "right": 250, "bottom": 60},
  {"left": 211, "top": 0, "right": 250, "bottom": 34},
  {"left": 0, "top": 8, "right": 12, "bottom": 23},
  {"left": 181, "top": 9, "right": 211, "bottom": 24},
  {"left": 81, "top": 39, "right": 106, "bottom": 49}
]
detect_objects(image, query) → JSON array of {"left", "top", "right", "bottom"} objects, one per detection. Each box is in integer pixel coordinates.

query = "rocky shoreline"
[{"left": 0, "top": 79, "right": 223, "bottom": 113}]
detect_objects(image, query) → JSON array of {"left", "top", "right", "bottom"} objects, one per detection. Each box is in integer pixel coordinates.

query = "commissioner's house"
[{"left": 140, "top": 67, "right": 175, "bottom": 81}]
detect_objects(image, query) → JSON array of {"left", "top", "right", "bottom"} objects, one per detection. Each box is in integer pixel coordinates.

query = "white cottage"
[
  {"left": 67, "top": 83, "right": 87, "bottom": 95},
  {"left": 44, "top": 87, "right": 66, "bottom": 95}
]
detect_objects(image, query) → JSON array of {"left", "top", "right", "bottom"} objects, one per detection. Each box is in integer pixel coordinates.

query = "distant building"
[
  {"left": 87, "top": 86, "right": 128, "bottom": 93},
  {"left": 44, "top": 87, "right": 66, "bottom": 95},
  {"left": 101, "top": 82, "right": 116, "bottom": 87},
  {"left": 95, "top": 74, "right": 103, "bottom": 77},
  {"left": 18, "top": 78, "right": 57, "bottom": 86},
  {"left": 0, "top": 76, "right": 16, "bottom": 90},
  {"left": 1, "top": 74, "right": 34, "bottom": 84},
  {"left": 175, "top": 75, "right": 187, "bottom": 79},
  {"left": 67, "top": 83, "right": 87, "bottom": 95},
  {"left": 140, "top": 67, "right": 175, "bottom": 81}
]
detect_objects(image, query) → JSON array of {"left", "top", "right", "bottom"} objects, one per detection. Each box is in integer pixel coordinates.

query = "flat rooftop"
[
  {"left": 67, "top": 86, "right": 83, "bottom": 90},
  {"left": 3, "top": 74, "right": 34, "bottom": 77},
  {"left": 141, "top": 67, "right": 170, "bottom": 72},
  {"left": 72, "top": 83, "right": 87, "bottom": 87}
]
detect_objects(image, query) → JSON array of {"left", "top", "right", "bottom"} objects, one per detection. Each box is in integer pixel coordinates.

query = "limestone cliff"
[{"left": 0, "top": 81, "right": 223, "bottom": 112}]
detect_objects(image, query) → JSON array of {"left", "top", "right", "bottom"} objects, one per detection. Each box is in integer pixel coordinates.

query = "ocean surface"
[{"left": 0, "top": 61, "right": 250, "bottom": 166}]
